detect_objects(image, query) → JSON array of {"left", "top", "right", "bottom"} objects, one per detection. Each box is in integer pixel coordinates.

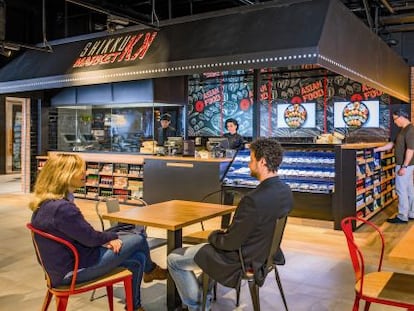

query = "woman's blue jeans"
[
  {"left": 62, "top": 233, "right": 154, "bottom": 309},
  {"left": 167, "top": 243, "right": 212, "bottom": 311}
]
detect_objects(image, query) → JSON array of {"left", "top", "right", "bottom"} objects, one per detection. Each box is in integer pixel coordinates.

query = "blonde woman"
[{"left": 30, "top": 154, "right": 166, "bottom": 311}]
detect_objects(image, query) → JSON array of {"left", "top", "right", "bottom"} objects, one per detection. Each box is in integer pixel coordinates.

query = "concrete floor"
[{"left": 0, "top": 173, "right": 411, "bottom": 311}]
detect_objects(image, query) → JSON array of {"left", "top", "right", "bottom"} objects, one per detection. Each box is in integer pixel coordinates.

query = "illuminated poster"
[
  {"left": 334, "top": 101, "right": 379, "bottom": 128},
  {"left": 277, "top": 103, "right": 316, "bottom": 128}
]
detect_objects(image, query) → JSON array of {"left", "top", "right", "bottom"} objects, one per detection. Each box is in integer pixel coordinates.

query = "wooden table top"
[{"left": 102, "top": 199, "right": 236, "bottom": 231}]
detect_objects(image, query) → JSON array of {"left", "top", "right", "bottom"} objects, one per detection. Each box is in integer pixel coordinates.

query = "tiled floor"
[{"left": 0, "top": 173, "right": 412, "bottom": 311}]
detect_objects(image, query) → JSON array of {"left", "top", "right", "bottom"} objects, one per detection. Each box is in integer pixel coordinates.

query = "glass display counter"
[{"left": 222, "top": 143, "right": 395, "bottom": 230}]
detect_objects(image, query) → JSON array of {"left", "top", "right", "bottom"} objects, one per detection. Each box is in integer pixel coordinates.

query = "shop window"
[{"left": 53, "top": 104, "right": 184, "bottom": 153}]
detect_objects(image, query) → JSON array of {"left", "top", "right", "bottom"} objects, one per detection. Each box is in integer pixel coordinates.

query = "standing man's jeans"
[
  {"left": 62, "top": 233, "right": 153, "bottom": 310},
  {"left": 167, "top": 243, "right": 212, "bottom": 311},
  {"left": 395, "top": 165, "right": 414, "bottom": 221}
]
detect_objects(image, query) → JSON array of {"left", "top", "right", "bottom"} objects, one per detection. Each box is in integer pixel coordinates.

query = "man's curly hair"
[{"left": 249, "top": 138, "right": 284, "bottom": 172}]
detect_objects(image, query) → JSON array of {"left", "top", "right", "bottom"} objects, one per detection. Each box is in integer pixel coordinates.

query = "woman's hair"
[
  {"left": 225, "top": 118, "right": 239, "bottom": 130},
  {"left": 249, "top": 138, "right": 284, "bottom": 172},
  {"left": 29, "top": 154, "right": 85, "bottom": 211}
]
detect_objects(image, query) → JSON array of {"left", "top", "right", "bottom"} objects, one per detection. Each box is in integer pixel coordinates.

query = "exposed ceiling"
[{"left": 1, "top": 0, "right": 414, "bottom": 57}]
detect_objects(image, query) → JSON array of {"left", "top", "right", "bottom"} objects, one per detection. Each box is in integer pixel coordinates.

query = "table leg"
[
  {"left": 167, "top": 229, "right": 182, "bottom": 311},
  {"left": 221, "top": 191, "right": 234, "bottom": 229}
]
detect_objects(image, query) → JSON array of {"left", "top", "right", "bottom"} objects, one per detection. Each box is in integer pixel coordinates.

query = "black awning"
[{"left": 0, "top": 0, "right": 409, "bottom": 102}]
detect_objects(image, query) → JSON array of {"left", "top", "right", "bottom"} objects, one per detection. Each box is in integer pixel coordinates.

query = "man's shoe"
[
  {"left": 409, "top": 217, "right": 414, "bottom": 221},
  {"left": 387, "top": 217, "right": 408, "bottom": 224},
  {"left": 143, "top": 264, "right": 168, "bottom": 283}
]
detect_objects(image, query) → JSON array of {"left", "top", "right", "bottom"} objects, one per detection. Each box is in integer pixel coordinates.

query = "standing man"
[
  {"left": 156, "top": 113, "right": 177, "bottom": 146},
  {"left": 374, "top": 109, "right": 414, "bottom": 224},
  {"left": 167, "top": 138, "right": 293, "bottom": 311}
]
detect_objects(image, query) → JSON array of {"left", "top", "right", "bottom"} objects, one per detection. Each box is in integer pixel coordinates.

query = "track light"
[
  {"left": 386, "top": 38, "right": 398, "bottom": 46},
  {"left": 107, "top": 15, "right": 130, "bottom": 26},
  {"left": 0, "top": 47, "right": 11, "bottom": 57},
  {"left": 3, "top": 42, "right": 20, "bottom": 51},
  {"left": 0, "top": 41, "right": 20, "bottom": 57}
]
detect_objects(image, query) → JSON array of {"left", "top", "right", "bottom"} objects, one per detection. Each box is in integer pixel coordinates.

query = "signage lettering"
[
  {"left": 301, "top": 80, "right": 324, "bottom": 101},
  {"left": 203, "top": 87, "right": 222, "bottom": 105},
  {"left": 362, "top": 85, "right": 383, "bottom": 99},
  {"left": 73, "top": 31, "right": 158, "bottom": 68},
  {"left": 259, "top": 84, "right": 269, "bottom": 100}
]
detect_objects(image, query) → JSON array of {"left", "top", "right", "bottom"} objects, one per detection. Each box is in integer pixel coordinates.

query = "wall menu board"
[
  {"left": 187, "top": 70, "right": 254, "bottom": 137},
  {"left": 277, "top": 103, "right": 316, "bottom": 128},
  {"left": 334, "top": 101, "right": 379, "bottom": 128}
]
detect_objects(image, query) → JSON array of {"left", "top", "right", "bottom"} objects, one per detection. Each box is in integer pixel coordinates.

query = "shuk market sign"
[{"left": 73, "top": 31, "right": 158, "bottom": 68}]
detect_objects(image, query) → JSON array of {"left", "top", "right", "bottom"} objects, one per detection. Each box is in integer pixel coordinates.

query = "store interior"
[{"left": 1, "top": 1, "right": 414, "bottom": 309}]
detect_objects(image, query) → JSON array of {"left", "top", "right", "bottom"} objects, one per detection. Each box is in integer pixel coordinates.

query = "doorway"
[
  {"left": 5, "top": 97, "right": 31, "bottom": 192},
  {"left": 5, "top": 98, "right": 24, "bottom": 173}
]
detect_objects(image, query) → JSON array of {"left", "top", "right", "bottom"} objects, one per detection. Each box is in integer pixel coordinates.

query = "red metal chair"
[
  {"left": 27, "top": 223, "right": 134, "bottom": 311},
  {"left": 341, "top": 216, "right": 414, "bottom": 311}
]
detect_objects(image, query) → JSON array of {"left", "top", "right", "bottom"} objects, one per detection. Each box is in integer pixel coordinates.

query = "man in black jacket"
[
  {"left": 156, "top": 113, "right": 177, "bottom": 146},
  {"left": 167, "top": 138, "right": 293, "bottom": 311}
]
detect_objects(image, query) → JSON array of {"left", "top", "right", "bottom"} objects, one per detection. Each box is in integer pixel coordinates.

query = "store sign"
[{"left": 72, "top": 31, "right": 158, "bottom": 68}]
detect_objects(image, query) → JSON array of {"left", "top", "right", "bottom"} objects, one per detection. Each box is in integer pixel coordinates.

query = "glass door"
[{"left": 6, "top": 99, "right": 23, "bottom": 173}]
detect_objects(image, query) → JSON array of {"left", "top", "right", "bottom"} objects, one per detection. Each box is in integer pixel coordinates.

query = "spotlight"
[
  {"left": 386, "top": 38, "right": 398, "bottom": 46},
  {"left": 0, "top": 47, "right": 11, "bottom": 57},
  {"left": 107, "top": 15, "right": 129, "bottom": 26}
]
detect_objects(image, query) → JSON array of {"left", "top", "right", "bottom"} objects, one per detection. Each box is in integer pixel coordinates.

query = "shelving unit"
[
  {"left": 36, "top": 152, "right": 227, "bottom": 206},
  {"left": 36, "top": 154, "right": 145, "bottom": 205},
  {"left": 82, "top": 162, "right": 144, "bottom": 203},
  {"left": 335, "top": 145, "right": 396, "bottom": 229}
]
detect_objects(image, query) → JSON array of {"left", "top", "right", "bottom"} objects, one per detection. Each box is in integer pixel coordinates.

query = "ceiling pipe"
[
  {"left": 0, "top": 0, "right": 52, "bottom": 55},
  {"left": 380, "top": 0, "right": 394, "bottom": 14},
  {"left": 238, "top": 0, "right": 254, "bottom": 5},
  {"left": 65, "top": 0, "right": 159, "bottom": 30},
  {"left": 362, "top": 0, "right": 374, "bottom": 31},
  {"left": 151, "top": 0, "right": 159, "bottom": 27},
  {"left": 42, "top": 0, "right": 53, "bottom": 52}
]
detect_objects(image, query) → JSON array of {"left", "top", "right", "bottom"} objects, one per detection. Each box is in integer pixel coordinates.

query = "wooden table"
[{"left": 102, "top": 199, "right": 236, "bottom": 310}]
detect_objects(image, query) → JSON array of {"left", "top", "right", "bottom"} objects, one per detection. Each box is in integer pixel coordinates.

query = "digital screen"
[
  {"left": 167, "top": 136, "right": 183, "bottom": 144},
  {"left": 82, "top": 134, "right": 96, "bottom": 142},
  {"left": 207, "top": 137, "right": 230, "bottom": 151},
  {"left": 334, "top": 100, "right": 379, "bottom": 128},
  {"left": 277, "top": 103, "right": 316, "bottom": 128},
  {"left": 63, "top": 134, "right": 78, "bottom": 143}
]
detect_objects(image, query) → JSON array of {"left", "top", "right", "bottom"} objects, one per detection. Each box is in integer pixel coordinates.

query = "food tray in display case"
[
  {"left": 279, "top": 150, "right": 335, "bottom": 194},
  {"left": 222, "top": 149, "right": 335, "bottom": 194},
  {"left": 222, "top": 150, "right": 259, "bottom": 188}
]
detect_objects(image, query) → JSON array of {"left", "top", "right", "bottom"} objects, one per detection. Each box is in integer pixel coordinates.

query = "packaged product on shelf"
[
  {"left": 113, "top": 176, "right": 128, "bottom": 188},
  {"left": 100, "top": 163, "right": 113, "bottom": 174}
]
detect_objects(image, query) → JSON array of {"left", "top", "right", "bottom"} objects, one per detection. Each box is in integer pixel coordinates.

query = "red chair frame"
[
  {"left": 341, "top": 216, "right": 414, "bottom": 311},
  {"left": 27, "top": 223, "right": 134, "bottom": 311}
]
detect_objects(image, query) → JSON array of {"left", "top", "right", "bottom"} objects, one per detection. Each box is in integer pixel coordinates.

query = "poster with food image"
[
  {"left": 277, "top": 103, "right": 316, "bottom": 128},
  {"left": 334, "top": 101, "right": 379, "bottom": 128}
]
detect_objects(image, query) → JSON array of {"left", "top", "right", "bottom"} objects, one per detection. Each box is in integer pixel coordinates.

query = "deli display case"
[
  {"left": 222, "top": 145, "right": 336, "bottom": 224},
  {"left": 222, "top": 143, "right": 395, "bottom": 230}
]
